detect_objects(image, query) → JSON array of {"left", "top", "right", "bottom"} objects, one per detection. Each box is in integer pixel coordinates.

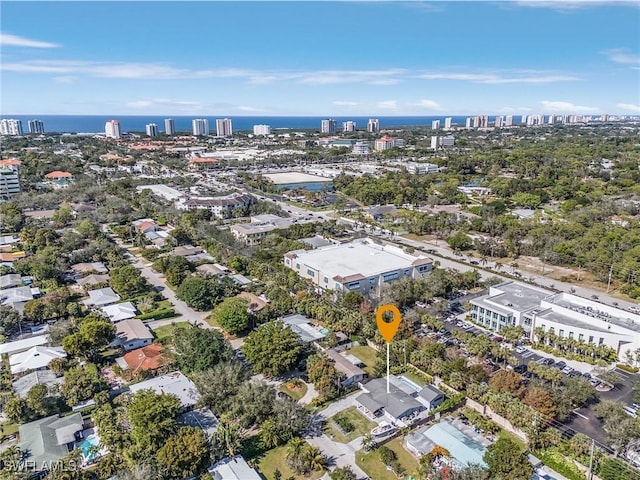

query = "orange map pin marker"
[{"left": 376, "top": 304, "right": 402, "bottom": 343}]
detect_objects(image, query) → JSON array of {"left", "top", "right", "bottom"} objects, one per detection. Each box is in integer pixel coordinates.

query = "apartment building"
[
  {"left": 0, "top": 159, "right": 21, "bottom": 199},
  {"left": 176, "top": 192, "right": 253, "bottom": 219}
]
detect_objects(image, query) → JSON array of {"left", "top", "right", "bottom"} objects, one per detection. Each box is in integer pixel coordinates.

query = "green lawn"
[
  {"left": 257, "top": 445, "right": 324, "bottom": 480},
  {"left": 153, "top": 322, "right": 190, "bottom": 343},
  {"left": 402, "top": 369, "right": 429, "bottom": 388},
  {"left": 279, "top": 380, "right": 308, "bottom": 401},
  {"left": 0, "top": 422, "right": 18, "bottom": 437},
  {"left": 498, "top": 429, "right": 527, "bottom": 451},
  {"left": 347, "top": 345, "right": 380, "bottom": 376},
  {"left": 356, "top": 437, "right": 421, "bottom": 480},
  {"left": 324, "top": 406, "right": 377, "bottom": 443}
]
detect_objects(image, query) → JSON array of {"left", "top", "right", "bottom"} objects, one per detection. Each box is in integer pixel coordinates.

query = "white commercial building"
[
  {"left": 352, "top": 142, "right": 370, "bottom": 155},
  {"left": 367, "top": 118, "right": 380, "bottom": 133},
  {"left": 343, "top": 121, "right": 356, "bottom": 132},
  {"left": 444, "top": 117, "right": 452, "bottom": 129},
  {"left": 470, "top": 281, "right": 640, "bottom": 360},
  {"left": 252, "top": 124, "right": 271, "bottom": 136},
  {"left": 145, "top": 123, "right": 158, "bottom": 137},
  {"left": 406, "top": 162, "right": 439, "bottom": 174},
  {"left": 284, "top": 238, "right": 433, "bottom": 294},
  {"left": 216, "top": 118, "right": 233, "bottom": 137},
  {"left": 505, "top": 115, "right": 514, "bottom": 126},
  {"left": 176, "top": 192, "right": 253, "bottom": 219},
  {"left": 192, "top": 118, "right": 209, "bottom": 136},
  {"left": 164, "top": 118, "right": 175, "bottom": 135},
  {"left": 494, "top": 116, "right": 503, "bottom": 128},
  {"left": 136, "top": 184, "right": 184, "bottom": 201},
  {"left": 0, "top": 119, "right": 24, "bottom": 136},
  {"left": 375, "top": 136, "right": 404, "bottom": 151},
  {"left": 105, "top": 120, "right": 121, "bottom": 139},
  {"left": 431, "top": 120, "right": 440, "bottom": 130},
  {"left": 431, "top": 135, "right": 455, "bottom": 149},
  {"left": 321, "top": 119, "right": 337, "bottom": 133},
  {"left": 28, "top": 120, "right": 45, "bottom": 134}
]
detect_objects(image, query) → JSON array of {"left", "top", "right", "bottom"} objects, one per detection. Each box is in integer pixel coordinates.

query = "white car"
[
  {"left": 562, "top": 366, "right": 574, "bottom": 375},
  {"left": 515, "top": 346, "right": 527, "bottom": 354}
]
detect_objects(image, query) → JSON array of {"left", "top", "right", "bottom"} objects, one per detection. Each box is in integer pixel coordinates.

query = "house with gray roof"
[
  {"left": 76, "top": 273, "right": 110, "bottom": 290},
  {"left": 128, "top": 371, "right": 201, "bottom": 411},
  {"left": 281, "top": 314, "right": 327, "bottom": 344},
  {"left": 13, "top": 369, "right": 63, "bottom": 399},
  {"left": 0, "top": 273, "right": 22, "bottom": 289},
  {"left": 83, "top": 287, "right": 120, "bottom": 308},
  {"left": 209, "top": 455, "right": 261, "bottom": 480},
  {"left": 326, "top": 349, "right": 366, "bottom": 387},
  {"left": 112, "top": 318, "right": 153, "bottom": 351},
  {"left": 355, "top": 376, "right": 426, "bottom": 426},
  {"left": 10, "top": 346, "right": 67, "bottom": 375},
  {"left": 18, "top": 413, "right": 84, "bottom": 472}
]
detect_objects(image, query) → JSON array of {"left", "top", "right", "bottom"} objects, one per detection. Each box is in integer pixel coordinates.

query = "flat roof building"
[
  {"left": 284, "top": 238, "right": 433, "bottom": 295},
  {"left": 470, "top": 281, "right": 640, "bottom": 360},
  {"left": 263, "top": 171, "right": 333, "bottom": 192}
]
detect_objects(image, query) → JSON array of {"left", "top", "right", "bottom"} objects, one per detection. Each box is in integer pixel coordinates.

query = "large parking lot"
[{"left": 412, "top": 295, "right": 639, "bottom": 450}]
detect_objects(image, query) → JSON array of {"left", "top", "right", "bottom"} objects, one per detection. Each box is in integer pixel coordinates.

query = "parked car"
[
  {"left": 515, "top": 346, "right": 527, "bottom": 354},
  {"left": 514, "top": 364, "right": 527, "bottom": 374},
  {"left": 554, "top": 361, "right": 567, "bottom": 370},
  {"left": 581, "top": 372, "right": 592, "bottom": 379},
  {"left": 589, "top": 378, "right": 600, "bottom": 387},
  {"left": 562, "top": 366, "right": 574, "bottom": 375}
]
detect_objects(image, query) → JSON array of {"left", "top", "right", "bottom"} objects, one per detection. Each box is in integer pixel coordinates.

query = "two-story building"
[{"left": 284, "top": 238, "right": 432, "bottom": 295}]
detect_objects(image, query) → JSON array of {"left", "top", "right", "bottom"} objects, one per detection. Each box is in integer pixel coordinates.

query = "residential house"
[
  {"left": 0, "top": 273, "right": 22, "bottom": 289},
  {"left": 76, "top": 273, "right": 110, "bottom": 291},
  {"left": 326, "top": 349, "right": 366, "bottom": 387},
  {"left": 43, "top": 171, "right": 73, "bottom": 188},
  {"left": 196, "top": 264, "right": 227, "bottom": 277},
  {"left": 10, "top": 346, "right": 67, "bottom": 374},
  {"left": 112, "top": 319, "right": 153, "bottom": 351},
  {"left": 101, "top": 302, "right": 137, "bottom": 322},
  {"left": 71, "top": 262, "right": 108, "bottom": 275},
  {"left": 281, "top": 314, "right": 327, "bottom": 343},
  {"left": 237, "top": 292, "right": 268, "bottom": 313},
  {"left": 209, "top": 455, "right": 262, "bottom": 480},
  {"left": 18, "top": 413, "right": 85, "bottom": 472},
  {"left": 122, "top": 343, "right": 171, "bottom": 374},
  {"left": 171, "top": 245, "right": 204, "bottom": 257},
  {"left": 83, "top": 287, "right": 120, "bottom": 308},
  {"left": 1, "top": 285, "right": 36, "bottom": 312},
  {"left": 355, "top": 376, "right": 427, "bottom": 426},
  {"left": 13, "top": 369, "right": 63, "bottom": 398},
  {"left": 0, "top": 335, "right": 50, "bottom": 356},
  {"left": 129, "top": 371, "right": 201, "bottom": 411}
]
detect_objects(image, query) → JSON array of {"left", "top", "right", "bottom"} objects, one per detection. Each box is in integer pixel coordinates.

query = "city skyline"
[{"left": 2, "top": 1, "right": 639, "bottom": 116}]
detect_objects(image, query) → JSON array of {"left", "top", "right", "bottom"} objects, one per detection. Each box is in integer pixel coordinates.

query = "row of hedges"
[
  {"left": 137, "top": 308, "right": 176, "bottom": 321},
  {"left": 536, "top": 448, "right": 587, "bottom": 480}
]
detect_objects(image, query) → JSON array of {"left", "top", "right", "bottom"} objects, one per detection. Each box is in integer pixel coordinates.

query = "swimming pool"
[{"left": 79, "top": 436, "right": 100, "bottom": 461}]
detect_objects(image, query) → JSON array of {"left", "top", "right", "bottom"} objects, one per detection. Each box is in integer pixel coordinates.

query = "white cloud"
[
  {"left": 417, "top": 72, "right": 580, "bottom": 84},
  {"left": 332, "top": 101, "right": 359, "bottom": 107},
  {"left": 53, "top": 76, "right": 77, "bottom": 84},
  {"left": 617, "top": 103, "right": 640, "bottom": 113},
  {"left": 0, "top": 33, "right": 60, "bottom": 48},
  {"left": 414, "top": 99, "right": 443, "bottom": 110},
  {"left": 602, "top": 48, "right": 640, "bottom": 67},
  {"left": 499, "top": 106, "right": 534, "bottom": 113},
  {"left": 367, "top": 79, "right": 402, "bottom": 85},
  {"left": 540, "top": 100, "right": 599, "bottom": 113},
  {"left": 377, "top": 100, "right": 398, "bottom": 110},
  {"left": 513, "top": 1, "right": 636, "bottom": 10},
  {"left": 126, "top": 98, "right": 201, "bottom": 109},
  {"left": 294, "top": 69, "right": 406, "bottom": 85}
]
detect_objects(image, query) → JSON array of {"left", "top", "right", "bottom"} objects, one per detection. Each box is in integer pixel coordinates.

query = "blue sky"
[{"left": 1, "top": 1, "right": 639, "bottom": 115}]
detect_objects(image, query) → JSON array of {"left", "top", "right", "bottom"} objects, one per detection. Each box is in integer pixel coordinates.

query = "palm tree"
[
  {"left": 287, "top": 437, "right": 305, "bottom": 460},
  {"left": 361, "top": 433, "right": 376, "bottom": 452},
  {"left": 306, "top": 445, "right": 328, "bottom": 471}
]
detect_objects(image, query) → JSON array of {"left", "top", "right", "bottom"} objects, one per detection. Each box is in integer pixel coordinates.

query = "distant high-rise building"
[
  {"left": 253, "top": 124, "right": 271, "bottom": 136},
  {"left": 105, "top": 120, "right": 121, "bottom": 139},
  {"left": 431, "top": 135, "right": 455, "bottom": 149},
  {"left": 164, "top": 118, "right": 175, "bottom": 135},
  {"left": 431, "top": 120, "right": 440, "bottom": 130},
  {"left": 444, "top": 117, "right": 452, "bottom": 129},
  {"left": 367, "top": 118, "right": 379, "bottom": 133},
  {"left": 216, "top": 118, "right": 233, "bottom": 137},
  {"left": 321, "top": 119, "right": 337, "bottom": 133},
  {"left": 0, "top": 159, "right": 21, "bottom": 199},
  {"left": 494, "top": 116, "right": 503, "bottom": 128},
  {"left": 479, "top": 115, "right": 489, "bottom": 128},
  {"left": 192, "top": 119, "right": 209, "bottom": 136},
  {"left": 465, "top": 117, "right": 472, "bottom": 129},
  {"left": 548, "top": 115, "right": 555, "bottom": 125},
  {"left": 146, "top": 124, "right": 158, "bottom": 137},
  {"left": 0, "top": 119, "right": 24, "bottom": 136},
  {"left": 28, "top": 119, "right": 45, "bottom": 134},
  {"left": 343, "top": 121, "right": 356, "bottom": 132},
  {"left": 521, "top": 115, "right": 528, "bottom": 125},
  {"left": 505, "top": 115, "right": 514, "bottom": 127}
]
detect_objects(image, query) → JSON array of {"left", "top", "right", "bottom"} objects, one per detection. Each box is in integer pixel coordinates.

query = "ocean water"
[{"left": 0, "top": 115, "right": 475, "bottom": 134}]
